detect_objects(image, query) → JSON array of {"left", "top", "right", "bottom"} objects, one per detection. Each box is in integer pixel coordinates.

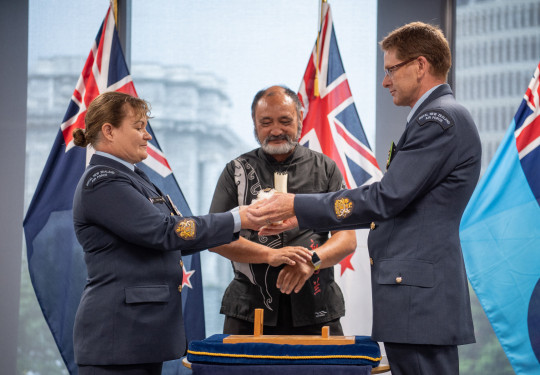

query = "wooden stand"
[{"left": 223, "top": 309, "right": 356, "bottom": 345}]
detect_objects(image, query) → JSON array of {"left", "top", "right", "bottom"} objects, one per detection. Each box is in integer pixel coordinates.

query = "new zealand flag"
[
  {"left": 297, "top": 1, "right": 382, "bottom": 336},
  {"left": 23, "top": 6, "right": 204, "bottom": 374}
]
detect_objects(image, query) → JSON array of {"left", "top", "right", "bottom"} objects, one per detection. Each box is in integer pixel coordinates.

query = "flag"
[
  {"left": 297, "top": 1, "right": 383, "bottom": 336},
  {"left": 460, "top": 62, "right": 540, "bottom": 374},
  {"left": 23, "top": 7, "right": 204, "bottom": 374}
]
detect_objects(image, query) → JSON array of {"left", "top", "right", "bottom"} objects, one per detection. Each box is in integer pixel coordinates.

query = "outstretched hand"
[
  {"left": 238, "top": 205, "right": 260, "bottom": 231},
  {"left": 247, "top": 192, "right": 296, "bottom": 228},
  {"left": 258, "top": 217, "right": 299, "bottom": 236}
]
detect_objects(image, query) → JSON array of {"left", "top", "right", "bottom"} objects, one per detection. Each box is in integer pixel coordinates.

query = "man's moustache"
[{"left": 265, "top": 135, "right": 291, "bottom": 143}]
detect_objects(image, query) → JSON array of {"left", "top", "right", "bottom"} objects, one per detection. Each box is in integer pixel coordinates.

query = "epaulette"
[
  {"left": 416, "top": 109, "right": 454, "bottom": 131},
  {"left": 84, "top": 167, "right": 118, "bottom": 189}
]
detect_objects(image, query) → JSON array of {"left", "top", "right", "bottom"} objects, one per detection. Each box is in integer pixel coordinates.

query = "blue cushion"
[{"left": 187, "top": 334, "right": 381, "bottom": 367}]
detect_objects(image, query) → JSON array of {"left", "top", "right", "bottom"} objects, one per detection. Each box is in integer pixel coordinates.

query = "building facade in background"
[{"left": 456, "top": 0, "right": 540, "bottom": 173}]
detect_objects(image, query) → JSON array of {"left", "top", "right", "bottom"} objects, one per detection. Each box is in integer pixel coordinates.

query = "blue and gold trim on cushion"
[{"left": 187, "top": 334, "right": 381, "bottom": 367}]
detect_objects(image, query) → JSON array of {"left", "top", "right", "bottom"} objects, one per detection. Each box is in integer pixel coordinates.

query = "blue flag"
[
  {"left": 23, "top": 7, "right": 204, "bottom": 374},
  {"left": 460, "top": 62, "right": 540, "bottom": 375}
]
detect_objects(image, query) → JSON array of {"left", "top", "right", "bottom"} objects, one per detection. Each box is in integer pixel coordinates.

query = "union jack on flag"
[
  {"left": 298, "top": 2, "right": 382, "bottom": 189},
  {"left": 515, "top": 62, "right": 540, "bottom": 204},
  {"left": 23, "top": 7, "right": 204, "bottom": 374},
  {"left": 297, "top": 2, "right": 382, "bottom": 336},
  {"left": 62, "top": 7, "right": 173, "bottom": 179}
]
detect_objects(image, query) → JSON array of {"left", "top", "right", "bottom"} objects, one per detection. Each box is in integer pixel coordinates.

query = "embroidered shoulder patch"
[
  {"left": 334, "top": 197, "right": 353, "bottom": 219},
  {"left": 84, "top": 168, "right": 117, "bottom": 189},
  {"left": 416, "top": 110, "right": 454, "bottom": 130},
  {"left": 175, "top": 218, "right": 196, "bottom": 240}
]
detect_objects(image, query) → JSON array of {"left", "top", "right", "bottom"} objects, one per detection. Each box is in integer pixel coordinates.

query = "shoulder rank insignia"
[
  {"left": 416, "top": 109, "right": 454, "bottom": 131},
  {"left": 175, "top": 218, "right": 196, "bottom": 240},
  {"left": 334, "top": 197, "right": 353, "bottom": 219},
  {"left": 386, "top": 141, "right": 396, "bottom": 171}
]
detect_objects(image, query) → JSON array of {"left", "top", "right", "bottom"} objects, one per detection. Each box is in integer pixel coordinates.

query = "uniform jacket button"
[
  {"left": 370, "top": 257, "right": 374, "bottom": 266},
  {"left": 395, "top": 276, "right": 403, "bottom": 284},
  {"left": 370, "top": 222, "right": 376, "bottom": 230},
  {"left": 178, "top": 285, "right": 182, "bottom": 292}
]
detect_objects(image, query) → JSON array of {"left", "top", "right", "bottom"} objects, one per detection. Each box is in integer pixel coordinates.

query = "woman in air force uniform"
[{"left": 72, "top": 91, "right": 247, "bottom": 375}]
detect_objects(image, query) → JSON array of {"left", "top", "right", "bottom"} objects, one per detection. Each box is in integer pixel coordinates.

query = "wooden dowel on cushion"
[
  {"left": 322, "top": 326, "right": 329, "bottom": 338},
  {"left": 254, "top": 308, "right": 264, "bottom": 336}
]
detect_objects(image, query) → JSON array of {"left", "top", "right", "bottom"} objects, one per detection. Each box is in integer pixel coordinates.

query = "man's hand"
[
  {"left": 247, "top": 192, "right": 296, "bottom": 228},
  {"left": 238, "top": 205, "right": 261, "bottom": 230},
  {"left": 258, "top": 217, "right": 299, "bottom": 236},
  {"left": 276, "top": 261, "right": 314, "bottom": 294},
  {"left": 210, "top": 238, "right": 312, "bottom": 267},
  {"left": 266, "top": 246, "right": 312, "bottom": 267}
]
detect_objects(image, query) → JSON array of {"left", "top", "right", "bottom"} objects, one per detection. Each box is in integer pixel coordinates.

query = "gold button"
[
  {"left": 370, "top": 257, "right": 374, "bottom": 266},
  {"left": 178, "top": 285, "right": 182, "bottom": 292},
  {"left": 179, "top": 260, "right": 184, "bottom": 269},
  {"left": 396, "top": 276, "right": 403, "bottom": 284},
  {"left": 370, "top": 222, "right": 376, "bottom": 230}
]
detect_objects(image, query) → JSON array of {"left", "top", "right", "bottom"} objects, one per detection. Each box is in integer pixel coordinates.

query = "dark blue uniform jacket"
[
  {"left": 294, "top": 84, "right": 481, "bottom": 345},
  {"left": 72, "top": 154, "right": 238, "bottom": 365}
]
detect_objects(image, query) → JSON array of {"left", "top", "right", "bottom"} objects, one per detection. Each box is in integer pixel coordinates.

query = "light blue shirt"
[
  {"left": 407, "top": 84, "right": 444, "bottom": 123},
  {"left": 95, "top": 151, "right": 135, "bottom": 171},
  {"left": 229, "top": 206, "right": 241, "bottom": 233}
]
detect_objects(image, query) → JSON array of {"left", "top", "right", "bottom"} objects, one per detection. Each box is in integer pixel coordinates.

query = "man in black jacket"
[{"left": 209, "top": 86, "right": 356, "bottom": 336}]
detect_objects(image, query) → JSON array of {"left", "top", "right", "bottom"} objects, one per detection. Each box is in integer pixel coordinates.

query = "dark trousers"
[
  {"left": 78, "top": 362, "right": 163, "bottom": 375},
  {"left": 384, "top": 342, "right": 459, "bottom": 375},
  {"left": 224, "top": 293, "right": 343, "bottom": 335}
]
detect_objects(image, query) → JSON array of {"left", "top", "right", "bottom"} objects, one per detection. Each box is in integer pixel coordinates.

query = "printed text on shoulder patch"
[
  {"left": 417, "top": 110, "right": 454, "bottom": 130},
  {"left": 84, "top": 169, "right": 117, "bottom": 189}
]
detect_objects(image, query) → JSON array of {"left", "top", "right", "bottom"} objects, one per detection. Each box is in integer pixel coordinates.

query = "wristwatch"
[{"left": 310, "top": 251, "right": 322, "bottom": 271}]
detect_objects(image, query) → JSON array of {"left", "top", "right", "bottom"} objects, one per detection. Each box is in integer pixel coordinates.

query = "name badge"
[{"left": 149, "top": 196, "right": 166, "bottom": 204}]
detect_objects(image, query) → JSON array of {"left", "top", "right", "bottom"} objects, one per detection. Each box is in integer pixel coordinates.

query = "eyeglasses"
[{"left": 384, "top": 57, "right": 417, "bottom": 78}]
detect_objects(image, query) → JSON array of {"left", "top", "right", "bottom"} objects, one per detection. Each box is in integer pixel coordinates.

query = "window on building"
[
  {"left": 514, "top": 5, "right": 521, "bottom": 28},
  {"left": 533, "top": 36, "right": 539, "bottom": 61}
]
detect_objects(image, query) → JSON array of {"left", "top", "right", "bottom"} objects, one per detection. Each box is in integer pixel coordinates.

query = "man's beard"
[{"left": 261, "top": 134, "right": 298, "bottom": 155}]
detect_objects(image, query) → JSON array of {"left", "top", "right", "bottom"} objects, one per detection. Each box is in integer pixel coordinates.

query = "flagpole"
[
  {"left": 314, "top": 0, "right": 326, "bottom": 97},
  {"left": 111, "top": 0, "right": 131, "bottom": 69},
  {"left": 112, "top": 0, "right": 117, "bottom": 25}
]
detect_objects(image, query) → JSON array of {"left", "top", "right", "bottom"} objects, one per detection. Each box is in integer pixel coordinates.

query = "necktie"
[
  {"left": 134, "top": 166, "right": 152, "bottom": 184},
  {"left": 134, "top": 166, "right": 162, "bottom": 195},
  {"left": 136, "top": 165, "right": 172, "bottom": 201}
]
